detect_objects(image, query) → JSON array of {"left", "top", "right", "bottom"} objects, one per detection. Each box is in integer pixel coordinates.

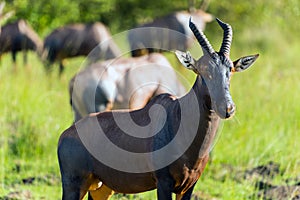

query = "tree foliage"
[
  {"left": 2, "top": 0, "right": 299, "bottom": 38},
  {"left": 3, "top": 0, "right": 187, "bottom": 35}
]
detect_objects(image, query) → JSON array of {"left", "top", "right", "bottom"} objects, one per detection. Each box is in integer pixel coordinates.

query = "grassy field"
[{"left": 0, "top": 17, "right": 299, "bottom": 200}]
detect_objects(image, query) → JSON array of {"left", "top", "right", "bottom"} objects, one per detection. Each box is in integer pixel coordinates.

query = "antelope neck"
[
  {"left": 191, "top": 75, "right": 211, "bottom": 109},
  {"left": 179, "top": 75, "right": 219, "bottom": 159}
]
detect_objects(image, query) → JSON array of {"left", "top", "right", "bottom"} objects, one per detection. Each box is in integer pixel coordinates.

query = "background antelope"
[
  {"left": 69, "top": 53, "right": 186, "bottom": 122},
  {"left": 127, "top": 0, "right": 213, "bottom": 57},
  {"left": 42, "top": 22, "right": 121, "bottom": 74},
  {"left": 58, "top": 18, "right": 258, "bottom": 199},
  {"left": 0, "top": 19, "right": 42, "bottom": 65}
]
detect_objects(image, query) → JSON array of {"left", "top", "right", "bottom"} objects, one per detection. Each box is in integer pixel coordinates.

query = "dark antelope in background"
[
  {"left": 58, "top": 18, "right": 259, "bottom": 199},
  {"left": 42, "top": 22, "right": 121, "bottom": 75},
  {"left": 0, "top": 19, "right": 42, "bottom": 64},
  {"left": 128, "top": 0, "right": 213, "bottom": 57},
  {"left": 69, "top": 53, "right": 186, "bottom": 122}
]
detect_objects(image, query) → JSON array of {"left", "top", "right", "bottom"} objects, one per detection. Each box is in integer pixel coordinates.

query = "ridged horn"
[
  {"left": 216, "top": 18, "right": 232, "bottom": 56},
  {"left": 189, "top": 17, "right": 214, "bottom": 55}
]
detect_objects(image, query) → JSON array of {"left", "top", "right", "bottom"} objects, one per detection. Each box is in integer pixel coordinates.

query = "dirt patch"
[
  {"left": 244, "top": 161, "right": 300, "bottom": 200},
  {"left": 21, "top": 174, "right": 60, "bottom": 186},
  {"left": 254, "top": 181, "right": 300, "bottom": 200},
  {"left": 244, "top": 161, "right": 281, "bottom": 180},
  {"left": 0, "top": 190, "right": 32, "bottom": 200},
  {"left": 192, "top": 191, "right": 218, "bottom": 200},
  {"left": 0, "top": 174, "right": 60, "bottom": 199}
]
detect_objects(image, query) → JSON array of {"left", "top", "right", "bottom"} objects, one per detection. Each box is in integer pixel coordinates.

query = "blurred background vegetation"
[
  {"left": 2, "top": 0, "right": 300, "bottom": 61},
  {"left": 3, "top": 0, "right": 300, "bottom": 35}
]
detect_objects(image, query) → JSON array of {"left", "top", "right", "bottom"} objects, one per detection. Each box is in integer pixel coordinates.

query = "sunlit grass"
[
  {"left": 0, "top": 23, "right": 299, "bottom": 199},
  {"left": 0, "top": 53, "right": 75, "bottom": 199}
]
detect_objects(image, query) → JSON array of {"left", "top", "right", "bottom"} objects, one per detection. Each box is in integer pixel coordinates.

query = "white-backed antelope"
[{"left": 69, "top": 53, "right": 186, "bottom": 122}]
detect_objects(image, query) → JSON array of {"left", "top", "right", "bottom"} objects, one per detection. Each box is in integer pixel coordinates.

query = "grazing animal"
[
  {"left": 69, "top": 53, "right": 186, "bottom": 122},
  {"left": 58, "top": 18, "right": 259, "bottom": 199},
  {"left": 0, "top": 19, "right": 41, "bottom": 64},
  {"left": 128, "top": 2, "right": 213, "bottom": 57},
  {"left": 43, "top": 22, "right": 121, "bottom": 74}
]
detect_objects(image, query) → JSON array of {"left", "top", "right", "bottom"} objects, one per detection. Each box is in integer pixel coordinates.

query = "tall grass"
[
  {"left": 0, "top": 54, "right": 76, "bottom": 199},
  {"left": 0, "top": 19, "right": 299, "bottom": 200}
]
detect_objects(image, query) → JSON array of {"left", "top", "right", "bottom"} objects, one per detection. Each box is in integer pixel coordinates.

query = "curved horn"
[
  {"left": 216, "top": 18, "right": 232, "bottom": 56},
  {"left": 189, "top": 17, "right": 214, "bottom": 55}
]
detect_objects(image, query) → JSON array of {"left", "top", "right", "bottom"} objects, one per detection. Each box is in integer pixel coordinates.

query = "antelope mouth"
[
  {"left": 213, "top": 103, "right": 236, "bottom": 119},
  {"left": 225, "top": 109, "right": 235, "bottom": 119}
]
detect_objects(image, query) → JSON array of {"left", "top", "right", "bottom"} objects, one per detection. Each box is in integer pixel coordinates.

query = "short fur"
[
  {"left": 43, "top": 22, "right": 121, "bottom": 74},
  {"left": 69, "top": 53, "right": 186, "bottom": 122},
  {"left": 128, "top": 10, "right": 213, "bottom": 57},
  {"left": 58, "top": 18, "right": 259, "bottom": 200},
  {"left": 0, "top": 19, "right": 42, "bottom": 64}
]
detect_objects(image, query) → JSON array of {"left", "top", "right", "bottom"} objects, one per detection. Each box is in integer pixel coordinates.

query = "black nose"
[{"left": 226, "top": 104, "right": 235, "bottom": 118}]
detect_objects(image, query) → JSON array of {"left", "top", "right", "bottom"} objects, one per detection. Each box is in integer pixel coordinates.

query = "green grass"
[
  {"left": 0, "top": 24, "right": 299, "bottom": 200},
  {"left": 0, "top": 54, "right": 77, "bottom": 199}
]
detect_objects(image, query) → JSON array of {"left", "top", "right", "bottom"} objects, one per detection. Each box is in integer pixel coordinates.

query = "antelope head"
[{"left": 176, "top": 18, "right": 259, "bottom": 119}]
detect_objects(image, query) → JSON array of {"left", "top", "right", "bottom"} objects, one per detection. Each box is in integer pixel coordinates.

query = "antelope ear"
[
  {"left": 175, "top": 50, "right": 196, "bottom": 71},
  {"left": 232, "top": 54, "right": 259, "bottom": 72}
]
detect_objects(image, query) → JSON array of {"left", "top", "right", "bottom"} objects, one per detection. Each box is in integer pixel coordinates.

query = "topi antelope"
[
  {"left": 69, "top": 53, "right": 186, "bottom": 122},
  {"left": 128, "top": 0, "right": 213, "bottom": 57},
  {"left": 42, "top": 22, "right": 121, "bottom": 75},
  {"left": 58, "top": 18, "right": 259, "bottom": 199},
  {"left": 0, "top": 19, "right": 42, "bottom": 64}
]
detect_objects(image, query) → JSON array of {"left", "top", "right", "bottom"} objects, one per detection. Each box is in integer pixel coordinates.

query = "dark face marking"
[
  {"left": 210, "top": 52, "right": 233, "bottom": 87},
  {"left": 193, "top": 52, "right": 235, "bottom": 119}
]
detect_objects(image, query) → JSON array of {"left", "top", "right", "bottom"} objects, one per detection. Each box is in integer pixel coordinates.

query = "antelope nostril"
[{"left": 226, "top": 104, "right": 235, "bottom": 117}]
